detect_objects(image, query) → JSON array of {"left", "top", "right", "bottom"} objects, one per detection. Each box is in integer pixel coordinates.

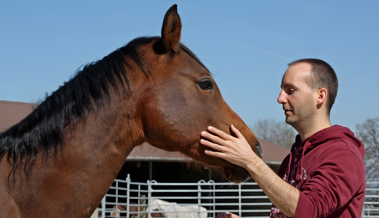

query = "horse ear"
[{"left": 160, "top": 4, "right": 182, "bottom": 53}]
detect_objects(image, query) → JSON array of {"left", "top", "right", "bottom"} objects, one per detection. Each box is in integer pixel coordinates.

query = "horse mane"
[{"left": 0, "top": 37, "right": 157, "bottom": 174}]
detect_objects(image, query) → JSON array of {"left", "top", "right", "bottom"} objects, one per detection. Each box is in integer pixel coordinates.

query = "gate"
[{"left": 94, "top": 175, "right": 379, "bottom": 218}]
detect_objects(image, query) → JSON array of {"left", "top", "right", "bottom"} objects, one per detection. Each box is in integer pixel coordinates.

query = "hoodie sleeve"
[{"left": 294, "top": 146, "right": 365, "bottom": 218}]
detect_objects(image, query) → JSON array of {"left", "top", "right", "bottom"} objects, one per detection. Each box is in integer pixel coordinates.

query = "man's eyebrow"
[{"left": 280, "top": 83, "right": 295, "bottom": 89}]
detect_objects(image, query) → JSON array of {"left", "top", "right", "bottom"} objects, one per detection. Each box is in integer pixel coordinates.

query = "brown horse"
[{"left": 0, "top": 5, "right": 261, "bottom": 218}]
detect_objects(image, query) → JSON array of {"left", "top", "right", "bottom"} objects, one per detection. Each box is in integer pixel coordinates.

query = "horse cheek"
[{"left": 141, "top": 89, "right": 195, "bottom": 150}]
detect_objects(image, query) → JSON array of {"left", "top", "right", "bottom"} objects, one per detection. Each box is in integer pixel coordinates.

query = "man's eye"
[
  {"left": 197, "top": 79, "right": 213, "bottom": 90},
  {"left": 286, "top": 89, "right": 295, "bottom": 95}
]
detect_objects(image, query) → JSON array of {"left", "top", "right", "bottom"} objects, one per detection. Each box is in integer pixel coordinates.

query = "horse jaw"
[
  {"left": 181, "top": 142, "right": 252, "bottom": 184},
  {"left": 223, "top": 166, "right": 251, "bottom": 184}
]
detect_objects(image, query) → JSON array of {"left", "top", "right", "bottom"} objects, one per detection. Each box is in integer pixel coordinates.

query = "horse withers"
[{"left": 0, "top": 5, "right": 261, "bottom": 218}]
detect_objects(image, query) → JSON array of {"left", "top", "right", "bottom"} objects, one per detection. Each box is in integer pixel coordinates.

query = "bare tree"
[
  {"left": 251, "top": 119, "right": 296, "bottom": 149},
  {"left": 355, "top": 117, "right": 379, "bottom": 181}
]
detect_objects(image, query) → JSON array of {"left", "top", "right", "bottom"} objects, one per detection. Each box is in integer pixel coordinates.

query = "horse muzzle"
[
  {"left": 255, "top": 140, "right": 263, "bottom": 158},
  {"left": 223, "top": 165, "right": 251, "bottom": 184}
]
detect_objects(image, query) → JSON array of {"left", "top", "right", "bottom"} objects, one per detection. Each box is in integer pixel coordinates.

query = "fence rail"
[{"left": 94, "top": 175, "right": 379, "bottom": 218}]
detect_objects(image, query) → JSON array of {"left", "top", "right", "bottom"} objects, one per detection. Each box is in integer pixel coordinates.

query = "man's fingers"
[
  {"left": 200, "top": 138, "right": 219, "bottom": 151},
  {"left": 231, "top": 124, "right": 244, "bottom": 139},
  {"left": 217, "top": 212, "right": 235, "bottom": 218},
  {"left": 200, "top": 130, "right": 225, "bottom": 146},
  {"left": 207, "top": 126, "right": 233, "bottom": 140}
]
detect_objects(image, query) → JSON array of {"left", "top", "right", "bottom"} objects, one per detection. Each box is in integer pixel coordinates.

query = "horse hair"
[{"left": 0, "top": 37, "right": 158, "bottom": 175}]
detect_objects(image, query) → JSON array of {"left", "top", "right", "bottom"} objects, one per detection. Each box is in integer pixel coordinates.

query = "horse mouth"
[
  {"left": 223, "top": 166, "right": 251, "bottom": 184},
  {"left": 255, "top": 140, "right": 263, "bottom": 158}
]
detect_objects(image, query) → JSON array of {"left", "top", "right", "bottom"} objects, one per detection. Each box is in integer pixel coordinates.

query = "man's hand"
[
  {"left": 200, "top": 124, "right": 299, "bottom": 217},
  {"left": 200, "top": 124, "right": 259, "bottom": 169},
  {"left": 217, "top": 212, "right": 241, "bottom": 218}
]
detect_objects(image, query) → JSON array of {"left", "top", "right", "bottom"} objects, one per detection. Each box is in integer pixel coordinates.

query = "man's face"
[{"left": 277, "top": 63, "right": 318, "bottom": 128}]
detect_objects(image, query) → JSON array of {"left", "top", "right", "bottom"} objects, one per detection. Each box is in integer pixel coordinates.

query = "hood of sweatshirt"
[
  {"left": 304, "top": 125, "right": 364, "bottom": 157},
  {"left": 284, "top": 125, "right": 364, "bottom": 185}
]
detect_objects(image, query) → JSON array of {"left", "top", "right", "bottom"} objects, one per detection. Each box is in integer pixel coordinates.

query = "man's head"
[
  {"left": 278, "top": 58, "right": 338, "bottom": 130},
  {"left": 289, "top": 58, "right": 338, "bottom": 113}
]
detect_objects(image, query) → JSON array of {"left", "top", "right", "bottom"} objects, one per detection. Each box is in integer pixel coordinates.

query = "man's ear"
[{"left": 316, "top": 88, "right": 328, "bottom": 105}]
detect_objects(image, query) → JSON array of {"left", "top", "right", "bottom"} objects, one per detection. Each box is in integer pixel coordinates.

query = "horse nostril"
[{"left": 255, "top": 141, "right": 263, "bottom": 158}]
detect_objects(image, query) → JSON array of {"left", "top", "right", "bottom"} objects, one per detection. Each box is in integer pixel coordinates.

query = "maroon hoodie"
[{"left": 270, "top": 125, "right": 366, "bottom": 218}]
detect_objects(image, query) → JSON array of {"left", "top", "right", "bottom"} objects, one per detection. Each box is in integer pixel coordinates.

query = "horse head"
[{"left": 130, "top": 5, "right": 262, "bottom": 183}]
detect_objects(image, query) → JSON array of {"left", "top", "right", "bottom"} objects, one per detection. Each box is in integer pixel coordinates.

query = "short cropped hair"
[{"left": 289, "top": 58, "right": 338, "bottom": 114}]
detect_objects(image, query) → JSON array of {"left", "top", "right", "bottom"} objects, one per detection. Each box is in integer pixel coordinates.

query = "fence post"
[
  {"left": 211, "top": 180, "right": 216, "bottom": 217},
  {"left": 101, "top": 196, "right": 106, "bottom": 218},
  {"left": 147, "top": 179, "right": 152, "bottom": 217},
  {"left": 238, "top": 183, "right": 242, "bottom": 216},
  {"left": 126, "top": 174, "right": 131, "bottom": 218},
  {"left": 116, "top": 179, "right": 119, "bottom": 212},
  {"left": 198, "top": 180, "right": 203, "bottom": 217}
]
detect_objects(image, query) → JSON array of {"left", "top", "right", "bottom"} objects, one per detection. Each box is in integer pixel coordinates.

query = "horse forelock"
[{"left": 0, "top": 37, "right": 155, "bottom": 175}]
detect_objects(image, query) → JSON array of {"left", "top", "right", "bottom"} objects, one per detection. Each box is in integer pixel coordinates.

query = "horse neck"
[
  {"left": 59, "top": 91, "right": 145, "bottom": 214},
  {"left": 11, "top": 89, "right": 145, "bottom": 217}
]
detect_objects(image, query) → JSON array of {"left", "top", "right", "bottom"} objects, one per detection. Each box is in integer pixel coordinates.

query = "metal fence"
[
  {"left": 364, "top": 181, "right": 379, "bottom": 218},
  {"left": 93, "top": 175, "right": 379, "bottom": 218}
]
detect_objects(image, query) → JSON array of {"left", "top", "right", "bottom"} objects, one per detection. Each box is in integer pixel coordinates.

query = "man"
[{"left": 200, "top": 59, "right": 365, "bottom": 217}]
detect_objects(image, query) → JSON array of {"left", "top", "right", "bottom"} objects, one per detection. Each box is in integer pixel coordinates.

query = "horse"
[
  {"left": 0, "top": 4, "right": 261, "bottom": 218},
  {"left": 110, "top": 204, "right": 164, "bottom": 218},
  {"left": 110, "top": 198, "right": 207, "bottom": 218}
]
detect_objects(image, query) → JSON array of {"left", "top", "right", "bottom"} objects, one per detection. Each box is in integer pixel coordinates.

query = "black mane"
[{"left": 0, "top": 37, "right": 157, "bottom": 173}]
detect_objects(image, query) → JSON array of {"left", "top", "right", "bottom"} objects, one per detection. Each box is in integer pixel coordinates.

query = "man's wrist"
[{"left": 245, "top": 154, "right": 269, "bottom": 177}]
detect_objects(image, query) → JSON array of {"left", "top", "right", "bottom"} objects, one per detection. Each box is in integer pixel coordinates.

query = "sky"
[{"left": 0, "top": 1, "right": 378, "bottom": 132}]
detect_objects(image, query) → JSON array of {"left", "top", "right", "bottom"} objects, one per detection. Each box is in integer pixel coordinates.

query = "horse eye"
[{"left": 197, "top": 79, "right": 213, "bottom": 90}]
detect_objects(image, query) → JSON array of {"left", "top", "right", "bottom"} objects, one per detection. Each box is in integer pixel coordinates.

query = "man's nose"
[{"left": 277, "top": 90, "right": 286, "bottom": 104}]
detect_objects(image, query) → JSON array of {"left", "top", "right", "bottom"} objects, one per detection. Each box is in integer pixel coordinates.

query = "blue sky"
[{"left": 1, "top": 1, "right": 378, "bottom": 131}]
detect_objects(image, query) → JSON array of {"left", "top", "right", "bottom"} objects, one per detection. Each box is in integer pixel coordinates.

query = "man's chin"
[{"left": 285, "top": 117, "right": 295, "bottom": 125}]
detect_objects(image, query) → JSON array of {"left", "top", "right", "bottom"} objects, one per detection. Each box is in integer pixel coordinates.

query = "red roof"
[
  {"left": 0, "top": 101, "right": 37, "bottom": 132},
  {"left": 0, "top": 100, "right": 289, "bottom": 164}
]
